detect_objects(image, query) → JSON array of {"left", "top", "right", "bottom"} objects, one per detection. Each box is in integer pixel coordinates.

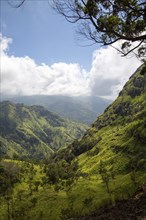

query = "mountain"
[
  {"left": 43, "top": 64, "right": 146, "bottom": 218},
  {"left": 0, "top": 64, "right": 146, "bottom": 220},
  {"left": 70, "top": 64, "right": 146, "bottom": 158},
  {"left": 0, "top": 101, "right": 88, "bottom": 160},
  {"left": 63, "top": 66, "right": 146, "bottom": 220},
  {"left": 6, "top": 95, "right": 111, "bottom": 124},
  {"left": 65, "top": 64, "right": 146, "bottom": 216}
]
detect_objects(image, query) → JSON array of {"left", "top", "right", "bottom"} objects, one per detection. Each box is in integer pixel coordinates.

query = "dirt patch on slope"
[{"left": 72, "top": 187, "right": 146, "bottom": 220}]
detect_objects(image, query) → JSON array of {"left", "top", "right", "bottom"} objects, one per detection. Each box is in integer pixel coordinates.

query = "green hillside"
[
  {"left": 0, "top": 64, "right": 146, "bottom": 220},
  {"left": 0, "top": 102, "right": 88, "bottom": 160},
  {"left": 75, "top": 64, "right": 146, "bottom": 171}
]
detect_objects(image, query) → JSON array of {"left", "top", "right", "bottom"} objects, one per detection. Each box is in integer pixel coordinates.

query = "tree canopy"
[{"left": 52, "top": 0, "right": 146, "bottom": 58}]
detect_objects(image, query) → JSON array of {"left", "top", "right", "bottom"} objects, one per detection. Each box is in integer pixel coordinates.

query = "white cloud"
[
  {"left": 0, "top": 33, "right": 12, "bottom": 55},
  {"left": 0, "top": 34, "right": 141, "bottom": 100},
  {"left": 89, "top": 42, "right": 141, "bottom": 99}
]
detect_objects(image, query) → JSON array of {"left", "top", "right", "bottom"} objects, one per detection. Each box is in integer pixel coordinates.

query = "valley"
[{"left": 0, "top": 101, "right": 88, "bottom": 160}]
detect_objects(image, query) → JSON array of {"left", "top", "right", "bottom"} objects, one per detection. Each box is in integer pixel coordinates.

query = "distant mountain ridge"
[
  {"left": 5, "top": 95, "right": 111, "bottom": 124},
  {"left": 0, "top": 101, "right": 88, "bottom": 160}
]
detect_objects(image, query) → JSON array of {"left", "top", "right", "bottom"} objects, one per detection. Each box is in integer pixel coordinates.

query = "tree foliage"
[
  {"left": 0, "top": 161, "right": 21, "bottom": 196},
  {"left": 52, "top": 0, "right": 146, "bottom": 58}
]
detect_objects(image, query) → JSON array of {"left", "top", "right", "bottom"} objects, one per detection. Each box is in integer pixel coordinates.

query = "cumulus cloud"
[
  {"left": 90, "top": 42, "right": 141, "bottom": 99},
  {"left": 1, "top": 34, "right": 90, "bottom": 97},
  {"left": 0, "top": 34, "right": 141, "bottom": 100}
]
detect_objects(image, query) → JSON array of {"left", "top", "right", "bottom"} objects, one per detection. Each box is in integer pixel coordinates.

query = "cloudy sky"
[{"left": 0, "top": 1, "right": 142, "bottom": 100}]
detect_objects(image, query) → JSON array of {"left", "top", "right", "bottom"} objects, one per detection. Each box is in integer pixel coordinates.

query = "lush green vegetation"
[
  {"left": 0, "top": 102, "right": 88, "bottom": 160},
  {"left": 0, "top": 64, "right": 146, "bottom": 219}
]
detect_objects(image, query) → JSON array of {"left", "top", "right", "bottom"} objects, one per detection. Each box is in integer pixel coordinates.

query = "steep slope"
[
  {"left": 72, "top": 64, "right": 146, "bottom": 168},
  {"left": 6, "top": 95, "right": 111, "bottom": 124},
  {"left": 0, "top": 102, "right": 88, "bottom": 160},
  {"left": 75, "top": 186, "right": 146, "bottom": 220},
  {"left": 45, "top": 64, "right": 146, "bottom": 218}
]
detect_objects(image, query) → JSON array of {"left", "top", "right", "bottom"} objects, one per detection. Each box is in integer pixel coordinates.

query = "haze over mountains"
[{"left": 3, "top": 95, "right": 111, "bottom": 125}]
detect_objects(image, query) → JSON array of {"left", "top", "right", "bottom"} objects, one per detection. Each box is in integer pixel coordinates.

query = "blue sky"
[
  {"left": 0, "top": 0, "right": 141, "bottom": 99},
  {"left": 1, "top": 0, "right": 97, "bottom": 70}
]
